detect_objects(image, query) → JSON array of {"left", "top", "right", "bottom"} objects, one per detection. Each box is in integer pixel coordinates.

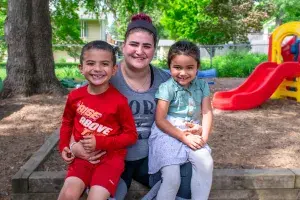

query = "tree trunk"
[{"left": 1, "top": 0, "right": 67, "bottom": 98}]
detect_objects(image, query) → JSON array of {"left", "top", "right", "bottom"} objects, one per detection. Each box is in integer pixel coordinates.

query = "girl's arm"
[
  {"left": 201, "top": 96, "right": 213, "bottom": 143},
  {"left": 155, "top": 99, "right": 202, "bottom": 150}
]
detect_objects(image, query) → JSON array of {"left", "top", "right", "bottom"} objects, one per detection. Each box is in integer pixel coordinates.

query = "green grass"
[
  {"left": 0, "top": 67, "right": 5, "bottom": 80},
  {"left": 0, "top": 66, "right": 85, "bottom": 81},
  {"left": 55, "top": 67, "right": 84, "bottom": 81}
]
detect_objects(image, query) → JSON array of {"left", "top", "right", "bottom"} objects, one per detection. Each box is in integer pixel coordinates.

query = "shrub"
[{"left": 212, "top": 51, "right": 267, "bottom": 77}]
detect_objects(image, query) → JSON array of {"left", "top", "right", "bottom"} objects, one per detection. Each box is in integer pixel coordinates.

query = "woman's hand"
[
  {"left": 182, "top": 133, "right": 205, "bottom": 150},
  {"left": 61, "top": 147, "right": 75, "bottom": 164},
  {"left": 185, "top": 122, "right": 202, "bottom": 136},
  {"left": 71, "top": 141, "right": 106, "bottom": 164}
]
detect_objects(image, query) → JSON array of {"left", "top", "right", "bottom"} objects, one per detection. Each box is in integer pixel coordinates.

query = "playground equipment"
[{"left": 212, "top": 22, "right": 300, "bottom": 110}]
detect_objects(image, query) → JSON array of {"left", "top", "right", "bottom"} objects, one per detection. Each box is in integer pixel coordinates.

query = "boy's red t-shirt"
[{"left": 59, "top": 85, "right": 137, "bottom": 159}]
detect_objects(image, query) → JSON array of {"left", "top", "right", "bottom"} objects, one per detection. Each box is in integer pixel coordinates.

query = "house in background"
[{"left": 53, "top": 11, "right": 107, "bottom": 63}]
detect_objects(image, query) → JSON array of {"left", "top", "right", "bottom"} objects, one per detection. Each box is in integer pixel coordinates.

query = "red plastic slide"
[{"left": 212, "top": 62, "right": 300, "bottom": 110}]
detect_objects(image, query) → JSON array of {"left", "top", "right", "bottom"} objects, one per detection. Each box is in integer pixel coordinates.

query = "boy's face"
[
  {"left": 170, "top": 55, "right": 198, "bottom": 88},
  {"left": 79, "top": 49, "right": 117, "bottom": 90}
]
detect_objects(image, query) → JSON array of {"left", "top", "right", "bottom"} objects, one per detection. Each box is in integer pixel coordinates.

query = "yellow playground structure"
[{"left": 270, "top": 22, "right": 300, "bottom": 102}]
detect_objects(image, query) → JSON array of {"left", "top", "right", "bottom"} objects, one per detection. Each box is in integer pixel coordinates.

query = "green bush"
[
  {"left": 212, "top": 51, "right": 267, "bottom": 77},
  {"left": 0, "top": 62, "right": 6, "bottom": 68},
  {"left": 151, "top": 59, "right": 168, "bottom": 69},
  {"left": 55, "top": 63, "right": 79, "bottom": 69}
]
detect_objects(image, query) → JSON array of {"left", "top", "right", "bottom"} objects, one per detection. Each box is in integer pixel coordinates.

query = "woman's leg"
[
  {"left": 87, "top": 185, "right": 110, "bottom": 200},
  {"left": 188, "top": 146, "right": 213, "bottom": 200},
  {"left": 57, "top": 177, "right": 85, "bottom": 200},
  {"left": 156, "top": 165, "right": 181, "bottom": 200}
]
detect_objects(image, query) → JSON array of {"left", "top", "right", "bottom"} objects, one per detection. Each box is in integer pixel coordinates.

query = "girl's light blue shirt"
[{"left": 155, "top": 77, "right": 210, "bottom": 122}]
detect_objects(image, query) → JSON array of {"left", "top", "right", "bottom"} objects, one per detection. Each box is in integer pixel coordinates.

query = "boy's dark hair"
[
  {"left": 167, "top": 40, "right": 200, "bottom": 68},
  {"left": 124, "top": 13, "right": 157, "bottom": 47},
  {"left": 80, "top": 40, "right": 116, "bottom": 65}
]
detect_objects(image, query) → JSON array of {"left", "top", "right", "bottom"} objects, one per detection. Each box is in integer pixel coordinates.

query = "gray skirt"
[{"left": 148, "top": 116, "right": 210, "bottom": 174}]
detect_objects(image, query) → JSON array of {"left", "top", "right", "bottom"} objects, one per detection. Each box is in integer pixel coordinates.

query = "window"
[{"left": 81, "top": 21, "right": 88, "bottom": 38}]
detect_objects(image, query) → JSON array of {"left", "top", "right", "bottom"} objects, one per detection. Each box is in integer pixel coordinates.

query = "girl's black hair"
[
  {"left": 167, "top": 40, "right": 200, "bottom": 68},
  {"left": 80, "top": 40, "right": 116, "bottom": 65}
]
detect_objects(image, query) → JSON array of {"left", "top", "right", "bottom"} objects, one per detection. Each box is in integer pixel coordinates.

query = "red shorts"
[{"left": 66, "top": 156, "right": 124, "bottom": 196}]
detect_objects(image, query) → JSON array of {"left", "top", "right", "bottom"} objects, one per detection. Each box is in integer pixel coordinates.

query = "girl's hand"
[
  {"left": 185, "top": 122, "right": 202, "bottom": 136},
  {"left": 80, "top": 135, "right": 96, "bottom": 153},
  {"left": 61, "top": 147, "right": 75, "bottom": 164},
  {"left": 182, "top": 134, "right": 205, "bottom": 150}
]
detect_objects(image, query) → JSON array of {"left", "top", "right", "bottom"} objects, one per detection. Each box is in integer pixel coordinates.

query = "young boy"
[{"left": 58, "top": 40, "right": 137, "bottom": 200}]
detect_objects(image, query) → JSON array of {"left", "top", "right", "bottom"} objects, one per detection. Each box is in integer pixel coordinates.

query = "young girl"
[
  {"left": 58, "top": 40, "right": 137, "bottom": 200},
  {"left": 148, "top": 40, "right": 214, "bottom": 200}
]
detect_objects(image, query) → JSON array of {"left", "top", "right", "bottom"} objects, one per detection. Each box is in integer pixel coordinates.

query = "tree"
[
  {"left": 88, "top": 0, "right": 165, "bottom": 40},
  {"left": 266, "top": 0, "right": 300, "bottom": 26},
  {"left": 50, "top": 0, "right": 84, "bottom": 60},
  {"left": 2, "top": 0, "right": 67, "bottom": 98},
  {"left": 1, "top": 0, "right": 163, "bottom": 98},
  {"left": 160, "top": 0, "right": 272, "bottom": 57}
]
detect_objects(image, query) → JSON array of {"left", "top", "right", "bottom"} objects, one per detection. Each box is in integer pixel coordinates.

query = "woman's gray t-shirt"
[{"left": 110, "top": 65, "right": 169, "bottom": 161}]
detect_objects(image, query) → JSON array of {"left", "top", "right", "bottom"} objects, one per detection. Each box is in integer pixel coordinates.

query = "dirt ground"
[{"left": 1, "top": 78, "right": 300, "bottom": 199}]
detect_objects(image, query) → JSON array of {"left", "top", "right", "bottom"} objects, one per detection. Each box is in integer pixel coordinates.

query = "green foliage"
[
  {"left": 160, "top": 0, "right": 271, "bottom": 51},
  {"left": 212, "top": 51, "right": 268, "bottom": 77},
  {"left": 151, "top": 58, "right": 168, "bottom": 69},
  {"left": 50, "top": 0, "right": 84, "bottom": 60},
  {"left": 0, "top": 62, "right": 84, "bottom": 80},
  {"left": 0, "top": 66, "right": 6, "bottom": 80},
  {"left": 266, "top": 0, "right": 300, "bottom": 26},
  {"left": 0, "top": 0, "right": 7, "bottom": 62},
  {"left": 55, "top": 67, "right": 84, "bottom": 80},
  {"left": 104, "top": 0, "right": 164, "bottom": 40},
  {"left": 0, "top": 53, "right": 269, "bottom": 79},
  {"left": 55, "top": 62, "right": 79, "bottom": 68}
]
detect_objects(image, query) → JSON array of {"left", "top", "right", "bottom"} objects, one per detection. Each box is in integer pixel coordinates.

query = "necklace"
[
  {"left": 126, "top": 73, "right": 150, "bottom": 92},
  {"left": 123, "top": 67, "right": 151, "bottom": 92}
]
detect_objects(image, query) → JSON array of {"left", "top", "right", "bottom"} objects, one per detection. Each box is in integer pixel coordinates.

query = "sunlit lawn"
[{"left": 0, "top": 67, "right": 85, "bottom": 81}]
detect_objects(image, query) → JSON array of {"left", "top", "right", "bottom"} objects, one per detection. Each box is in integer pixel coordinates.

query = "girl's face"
[
  {"left": 170, "top": 55, "right": 198, "bottom": 88},
  {"left": 79, "top": 49, "right": 117, "bottom": 93},
  {"left": 122, "top": 31, "right": 155, "bottom": 70}
]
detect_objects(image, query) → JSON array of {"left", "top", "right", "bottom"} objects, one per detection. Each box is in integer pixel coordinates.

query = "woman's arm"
[
  {"left": 155, "top": 99, "right": 202, "bottom": 150},
  {"left": 93, "top": 102, "right": 138, "bottom": 151},
  {"left": 201, "top": 96, "right": 213, "bottom": 143}
]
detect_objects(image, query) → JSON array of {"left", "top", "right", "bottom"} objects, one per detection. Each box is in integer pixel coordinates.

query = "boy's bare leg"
[
  {"left": 88, "top": 185, "right": 110, "bottom": 200},
  {"left": 57, "top": 177, "right": 85, "bottom": 200}
]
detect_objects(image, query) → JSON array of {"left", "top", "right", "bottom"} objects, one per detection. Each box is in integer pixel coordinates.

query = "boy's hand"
[
  {"left": 185, "top": 122, "right": 202, "bottom": 136},
  {"left": 80, "top": 135, "right": 96, "bottom": 153},
  {"left": 61, "top": 147, "right": 75, "bottom": 164}
]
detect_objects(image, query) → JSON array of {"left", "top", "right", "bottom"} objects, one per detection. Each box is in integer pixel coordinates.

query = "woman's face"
[{"left": 122, "top": 31, "right": 155, "bottom": 70}]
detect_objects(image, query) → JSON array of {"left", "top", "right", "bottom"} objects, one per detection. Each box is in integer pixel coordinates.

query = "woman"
[{"left": 64, "top": 13, "right": 207, "bottom": 200}]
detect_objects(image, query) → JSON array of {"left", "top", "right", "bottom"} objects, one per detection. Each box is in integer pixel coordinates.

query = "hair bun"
[{"left": 131, "top": 13, "right": 152, "bottom": 23}]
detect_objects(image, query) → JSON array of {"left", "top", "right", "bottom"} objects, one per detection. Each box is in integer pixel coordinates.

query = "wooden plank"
[{"left": 12, "top": 130, "right": 59, "bottom": 193}]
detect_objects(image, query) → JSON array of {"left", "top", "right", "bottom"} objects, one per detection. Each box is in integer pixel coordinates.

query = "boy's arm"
[
  {"left": 95, "top": 101, "right": 138, "bottom": 151},
  {"left": 201, "top": 96, "right": 213, "bottom": 143},
  {"left": 59, "top": 94, "right": 75, "bottom": 153}
]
